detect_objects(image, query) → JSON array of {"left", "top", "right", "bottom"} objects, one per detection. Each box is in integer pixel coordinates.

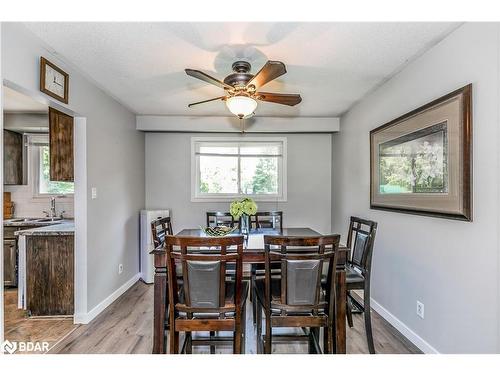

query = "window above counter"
[{"left": 27, "top": 134, "right": 74, "bottom": 198}]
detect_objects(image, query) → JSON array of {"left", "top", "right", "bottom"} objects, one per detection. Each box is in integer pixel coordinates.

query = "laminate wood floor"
[
  {"left": 51, "top": 281, "right": 421, "bottom": 354},
  {"left": 4, "top": 288, "right": 78, "bottom": 354}
]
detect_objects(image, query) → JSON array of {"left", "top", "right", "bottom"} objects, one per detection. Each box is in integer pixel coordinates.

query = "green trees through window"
[
  {"left": 196, "top": 141, "right": 282, "bottom": 197},
  {"left": 39, "top": 146, "right": 74, "bottom": 195},
  {"left": 242, "top": 157, "right": 277, "bottom": 194}
]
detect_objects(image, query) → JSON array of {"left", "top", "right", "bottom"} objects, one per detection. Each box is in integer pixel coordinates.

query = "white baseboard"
[
  {"left": 74, "top": 273, "right": 140, "bottom": 324},
  {"left": 370, "top": 298, "right": 439, "bottom": 354}
]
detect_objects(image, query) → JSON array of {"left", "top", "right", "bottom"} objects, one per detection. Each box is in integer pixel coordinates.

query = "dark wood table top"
[
  {"left": 175, "top": 227, "right": 321, "bottom": 250},
  {"left": 151, "top": 227, "right": 346, "bottom": 262}
]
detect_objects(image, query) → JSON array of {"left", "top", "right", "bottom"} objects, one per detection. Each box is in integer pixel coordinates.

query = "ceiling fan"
[{"left": 185, "top": 60, "right": 302, "bottom": 119}]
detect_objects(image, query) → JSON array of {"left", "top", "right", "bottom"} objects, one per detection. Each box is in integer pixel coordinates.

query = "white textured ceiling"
[{"left": 24, "top": 22, "right": 459, "bottom": 117}]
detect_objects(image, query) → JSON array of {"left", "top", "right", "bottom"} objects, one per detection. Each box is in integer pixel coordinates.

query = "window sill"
[{"left": 191, "top": 196, "right": 287, "bottom": 203}]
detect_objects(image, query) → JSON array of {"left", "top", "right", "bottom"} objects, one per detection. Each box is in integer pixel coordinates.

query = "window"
[
  {"left": 192, "top": 138, "right": 286, "bottom": 201},
  {"left": 37, "top": 146, "right": 74, "bottom": 195},
  {"left": 29, "top": 134, "right": 74, "bottom": 197}
]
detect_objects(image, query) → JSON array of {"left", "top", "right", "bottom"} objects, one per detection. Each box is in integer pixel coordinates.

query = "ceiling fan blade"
[
  {"left": 185, "top": 69, "right": 233, "bottom": 90},
  {"left": 246, "top": 61, "right": 287, "bottom": 90},
  {"left": 188, "top": 96, "right": 226, "bottom": 108},
  {"left": 256, "top": 92, "right": 302, "bottom": 106}
]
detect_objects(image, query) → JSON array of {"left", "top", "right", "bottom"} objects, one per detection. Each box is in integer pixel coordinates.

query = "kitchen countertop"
[
  {"left": 14, "top": 220, "right": 75, "bottom": 236},
  {"left": 4, "top": 218, "right": 65, "bottom": 227}
]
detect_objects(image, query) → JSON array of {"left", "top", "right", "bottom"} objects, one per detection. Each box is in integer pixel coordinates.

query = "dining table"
[{"left": 151, "top": 227, "right": 347, "bottom": 354}]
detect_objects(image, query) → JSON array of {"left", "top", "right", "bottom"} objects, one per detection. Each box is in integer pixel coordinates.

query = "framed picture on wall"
[
  {"left": 40, "top": 56, "right": 69, "bottom": 104},
  {"left": 370, "top": 84, "right": 472, "bottom": 221}
]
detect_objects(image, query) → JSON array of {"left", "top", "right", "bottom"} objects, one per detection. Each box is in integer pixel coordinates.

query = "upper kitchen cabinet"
[
  {"left": 4, "top": 129, "right": 27, "bottom": 185},
  {"left": 49, "top": 107, "right": 74, "bottom": 182}
]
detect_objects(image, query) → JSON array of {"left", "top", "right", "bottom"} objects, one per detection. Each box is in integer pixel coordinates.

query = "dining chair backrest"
[
  {"left": 346, "top": 216, "right": 377, "bottom": 275},
  {"left": 206, "top": 211, "right": 236, "bottom": 228},
  {"left": 263, "top": 235, "right": 340, "bottom": 315},
  {"left": 253, "top": 211, "right": 283, "bottom": 230},
  {"left": 151, "top": 216, "right": 173, "bottom": 248},
  {"left": 165, "top": 235, "right": 244, "bottom": 316}
]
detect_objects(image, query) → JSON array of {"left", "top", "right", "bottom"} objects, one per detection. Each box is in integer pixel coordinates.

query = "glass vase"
[{"left": 240, "top": 214, "right": 250, "bottom": 237}]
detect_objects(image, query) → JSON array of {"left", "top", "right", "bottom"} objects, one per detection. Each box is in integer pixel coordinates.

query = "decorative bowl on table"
[{"left": 201, "top": 225, "right": 237, "bottom": 237}]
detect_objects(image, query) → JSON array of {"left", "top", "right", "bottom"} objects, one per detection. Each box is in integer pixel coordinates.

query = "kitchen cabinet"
[
  {"left": 3, "top": 129, "right": 27, "bottom": 185},
  {"left": 26, "top": 234, "right": 74, "bottom": 316},
  {"left": 49, "top": 107, "right": 74, "bottom": 182},
  {"left": 3, "top": 239, "right": 17, "bottom": 287}
]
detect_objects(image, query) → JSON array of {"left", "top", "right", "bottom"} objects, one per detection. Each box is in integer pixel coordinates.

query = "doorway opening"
[{"left": 1, "top": 82, "right": 86, "bottom": 353}]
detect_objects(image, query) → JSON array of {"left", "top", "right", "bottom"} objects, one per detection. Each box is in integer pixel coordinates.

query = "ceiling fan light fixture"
[{"left": 225, "top": 95, "right": 257, "bottom": 119}]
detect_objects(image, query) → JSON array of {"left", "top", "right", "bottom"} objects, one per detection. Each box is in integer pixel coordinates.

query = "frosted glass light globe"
[{"left": 226, "top": 96, "right": 257, "bottom": 118}]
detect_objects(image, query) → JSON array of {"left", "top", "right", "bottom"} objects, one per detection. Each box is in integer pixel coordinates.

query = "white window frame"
[
  {"left": 28, "top": 134, "right": 74, "bottom": 200},
  {"left": 191, "top": 137, "right": 287, "bottom": 202}
]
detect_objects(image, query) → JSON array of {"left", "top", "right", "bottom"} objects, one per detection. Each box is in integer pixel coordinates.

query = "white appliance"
[{"left": 140, "top": 209, "right": 170, "bottom": 284}]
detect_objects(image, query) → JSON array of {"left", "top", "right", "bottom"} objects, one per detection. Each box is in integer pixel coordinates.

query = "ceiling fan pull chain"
[{"left": 240, "top": 117, "right": 245, "bottom": 134}]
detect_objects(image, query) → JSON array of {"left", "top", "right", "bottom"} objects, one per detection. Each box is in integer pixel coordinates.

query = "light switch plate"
[
  {"left": 417, "top": 301, "right": 424, "bottom": 319},
  {"left": 91, "top": 187, "right": 97, "bottom": 199}
]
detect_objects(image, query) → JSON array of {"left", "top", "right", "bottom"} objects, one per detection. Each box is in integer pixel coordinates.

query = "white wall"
[
  {"left": 1, "top": 23, "right": 145, "bottom": 314},
  {"left": 146, "top": 133, "right": 332, "bottom": 235},
  {"left": 332, "top": 23, "right": 500, "bottom": 353}
]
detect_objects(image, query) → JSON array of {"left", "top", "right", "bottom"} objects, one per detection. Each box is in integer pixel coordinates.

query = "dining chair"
[
  {"left": 251, "top": 211, "right": 283, "bottom": 229},
  {"left": 150, "top": 216, "right": 175, "bottom": 334},
  {"left": 254, "top": 234, "right": 340, "bottom": 354},
  {"left": 344, "top": 216, "right": 378, "bottom": 354},
  {"left": 151, "top": 216, "right": 173, "bottom": 249},
  {"left": 165, "top": 235, "right": 248, "bottom": 354},
  {"left": 206, "top": 211, "right": 236, "bottom": 228},
  {"left": 250, "top": 211, "right": 283, "bottom": 324}
]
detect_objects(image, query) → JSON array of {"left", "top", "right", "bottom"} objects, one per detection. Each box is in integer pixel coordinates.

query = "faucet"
[
  {"left": 43, "top": 197, "right": 64, "bottom": 218},
  {"left": 50, "top": 197, "right": 57, "bottom": 218}
]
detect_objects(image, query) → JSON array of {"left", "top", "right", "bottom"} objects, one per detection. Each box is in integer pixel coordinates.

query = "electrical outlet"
[
  {"left": 416, "top": 301, "right": 424, "bottom": 319},
  {"left": 118, "top": 264, "right": 123, "bottom": 274},
  {"left": 91, "top": 187, "right": 97, "bottom": 199}
]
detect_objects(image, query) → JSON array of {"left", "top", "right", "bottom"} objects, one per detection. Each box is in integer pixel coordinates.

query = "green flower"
[
  {"left": 230, "top": 197, "right": 258, "bottom": 219},
  {"left": 243, "top": 199, "right": 257, "bottom": 215},
  {"left": 230, "top": 201, "right": 243, "bottom": 219}
]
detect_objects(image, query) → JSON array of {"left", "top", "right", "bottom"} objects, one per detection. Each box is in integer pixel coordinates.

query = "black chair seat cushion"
[
  {"left": 317, "top": 264, "right": 364, "bottom": 291},
  {"left": 346, "top": 264, "right": 365, "bottom": 284}
]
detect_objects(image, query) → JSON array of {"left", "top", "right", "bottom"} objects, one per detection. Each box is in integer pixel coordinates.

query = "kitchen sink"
[
  {"left": 7, "top": 217, "right": 63, "bottom": 224},
  {"left": 35, "top": 218, "right": 63, "bottom": 223},
  {"left": 8, "top": 218, "right": 40, "bottom": 223}
]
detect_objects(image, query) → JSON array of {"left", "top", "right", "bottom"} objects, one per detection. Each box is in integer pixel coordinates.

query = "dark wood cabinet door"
[
  {"left": 49, "top": 107, "right": 74, "bottom": 182},
  {"left": 26, "top": 235, "right": 74, "bottom": 316},
  {"left": 3, "top": 129, "right": 25, "bottom": 185}
]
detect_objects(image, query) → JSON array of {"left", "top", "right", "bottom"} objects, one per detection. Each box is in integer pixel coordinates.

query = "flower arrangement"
[{"left": 229, "top": 197, "right": 258, "bottom": 219}]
